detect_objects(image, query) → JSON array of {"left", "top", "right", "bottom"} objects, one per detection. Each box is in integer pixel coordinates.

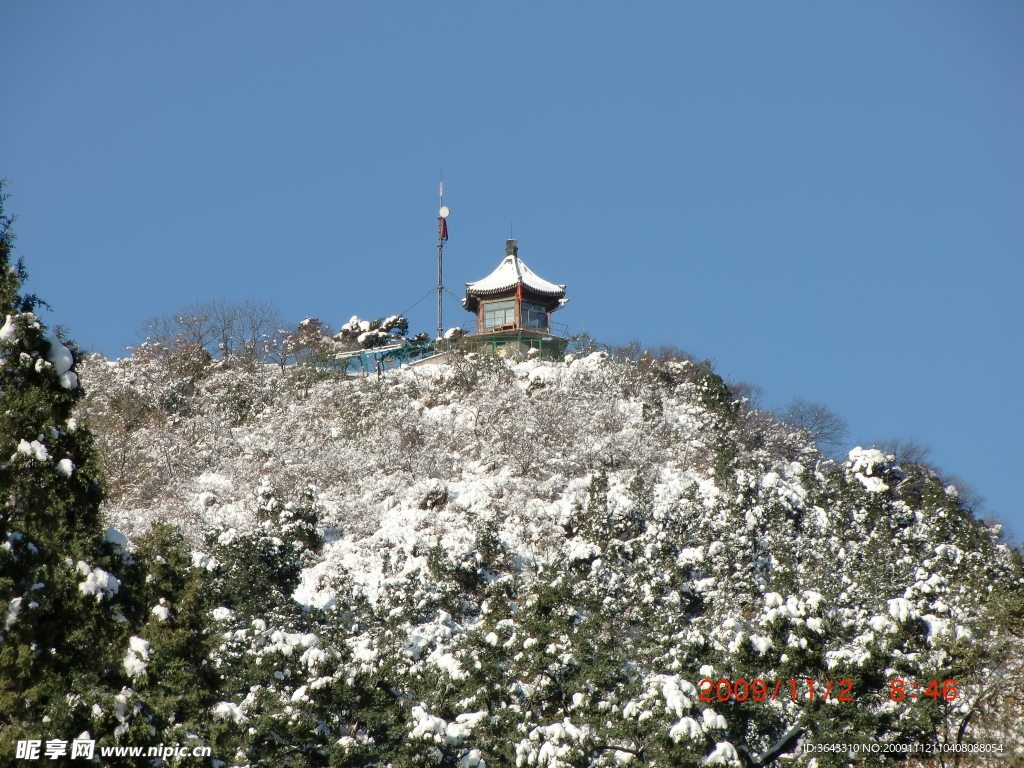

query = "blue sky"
[{"left": 3, "top": 2, "right": 1022, "bottom": 539}]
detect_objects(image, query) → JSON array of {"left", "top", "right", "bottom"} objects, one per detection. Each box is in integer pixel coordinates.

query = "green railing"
[
  {"left": 310, "top": 331, "right": 571, "bottom": 376},
  {"left": 468, "top": 335, "right": 568, "bottom": 358},
  {"left": 312, "top": 339, "right": 441, "bottom": 375}
]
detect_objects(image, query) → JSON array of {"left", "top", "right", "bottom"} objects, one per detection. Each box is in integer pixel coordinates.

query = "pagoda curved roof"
[{"left": 465, "top": 254, "right": 566, "bottom": 298}]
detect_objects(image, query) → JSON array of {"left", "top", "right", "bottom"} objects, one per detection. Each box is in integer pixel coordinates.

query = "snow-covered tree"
[
  {"left": 0, "top": 183, "right": 127, "bottom": 743},
  {"left": 275, "top": 317, "right": 341, "bottom": 368},
  {"left": 335, "top": 314, "right": 410, "bottom": 349},
  {"left": 138, "top": 298, "right": 282, "bottom": 364},
  {"left": 0, "top": 188, "right": 220, "bottom": 761}
]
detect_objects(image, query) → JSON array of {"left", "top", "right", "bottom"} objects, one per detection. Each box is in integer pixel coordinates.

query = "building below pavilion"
[{"left": 461, "top": 239, "right": 569, "bottom": 359}]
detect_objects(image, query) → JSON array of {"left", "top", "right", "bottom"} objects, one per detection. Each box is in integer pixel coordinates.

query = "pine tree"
[
  {"left": 0, "top": 183, "right": 131, "bottom": 748},
  {"left": 0, "top": 186, "right": 220, "bottom": 763}
]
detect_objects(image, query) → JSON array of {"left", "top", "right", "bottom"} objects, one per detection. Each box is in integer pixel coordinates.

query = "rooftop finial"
[{"left": 506, "top": 239, "right": 518, "bottom": 257}]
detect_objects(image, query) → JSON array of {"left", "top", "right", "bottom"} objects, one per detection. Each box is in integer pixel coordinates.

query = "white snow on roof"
[{"left": 466, "top": 255, "right": 565, "bottom": 297}]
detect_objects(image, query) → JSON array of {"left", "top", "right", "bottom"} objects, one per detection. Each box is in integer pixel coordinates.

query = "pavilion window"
[
  {"left": 521, "top": 301, "right": 548, "bottom": 329},
  {"left": 483, "top": 300, "right": 516, "bottom": 328}
]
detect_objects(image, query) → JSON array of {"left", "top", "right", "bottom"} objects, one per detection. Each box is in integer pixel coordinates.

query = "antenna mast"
[{"left": 437, "top": 180, "right": 450, "bottom": 341}]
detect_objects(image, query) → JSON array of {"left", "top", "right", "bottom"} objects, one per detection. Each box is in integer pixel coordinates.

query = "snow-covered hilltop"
[
  {"left": 7, "top": 187, "right": 1008, "bottom": 764},
  {"left": 73, "top": 346, "right": 1024, "bottom": 765}
]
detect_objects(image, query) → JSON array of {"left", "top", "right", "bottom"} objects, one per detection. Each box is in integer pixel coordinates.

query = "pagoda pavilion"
[{"left": 461, "top": 239, "right": 569, "bottom": 359}]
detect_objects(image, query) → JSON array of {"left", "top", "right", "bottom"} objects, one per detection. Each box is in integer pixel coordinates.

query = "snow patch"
[
  {"left": 123, "top": 636, "right": 150, "bottom": 678},
  {"left": 848, "top": 447, "right": 889, "bottom": 475},
  {"left": 887, "top": 597, "right": 918, "bottom": 623},
  {"left": 213, "top": 702, "right": 246, "bottom": 722},
  {"left": 701, "top": 741, "right": 739, "bottom": 766},
  {"left": 0, "top": 315, "right": 17, "bottom": 343},
  {"left": 77, "top": 562, "right": 120, "bottom": 601},
  {"left": 701, "top": 708, "right": 727, "bottom": 730},
  {"left": 191, "top": 552, "right": 220, "bottom": 571},
  {"left": 4, "top": 597, "right": 23, "bottom": 629},
  {"left": 16, "top": 439, "right": 49, "bottom": 462},
  {"left": 45, "top": 334, "right": 74, "bottom": 375},
  {"left": 669, "top": 716, "right": 703, "bottom": 742},
  {"left": 856, "top": 474, "right": 888, "bottom": 493}
]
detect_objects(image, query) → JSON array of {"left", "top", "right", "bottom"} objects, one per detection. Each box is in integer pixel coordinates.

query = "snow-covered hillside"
[{"left": 76, "top": 348, "right": 1024, "bottom": 766}]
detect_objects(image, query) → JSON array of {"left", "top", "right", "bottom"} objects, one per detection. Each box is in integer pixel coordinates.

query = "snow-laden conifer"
[
  {"left": 0, "top": 187, "right": 221, "bottom": 759},
  {"left": 0, "top": 184, "right": 125, "bottom": 744}
]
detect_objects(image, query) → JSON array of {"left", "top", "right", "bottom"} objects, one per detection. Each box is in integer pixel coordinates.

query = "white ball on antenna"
[{"left": 439, "top": 206, "right": 450, "bottom": 218}]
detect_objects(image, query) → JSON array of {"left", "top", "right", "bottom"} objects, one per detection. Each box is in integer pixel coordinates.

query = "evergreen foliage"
[
  {"left": 0, "top": 183, "right": 126, "bottom": 743},
  {"left": 335, "top": 315, "right": 410, "bottom": 349},
  {"left": 0, "top": 187, "right": 219, "bottom": 763}
]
